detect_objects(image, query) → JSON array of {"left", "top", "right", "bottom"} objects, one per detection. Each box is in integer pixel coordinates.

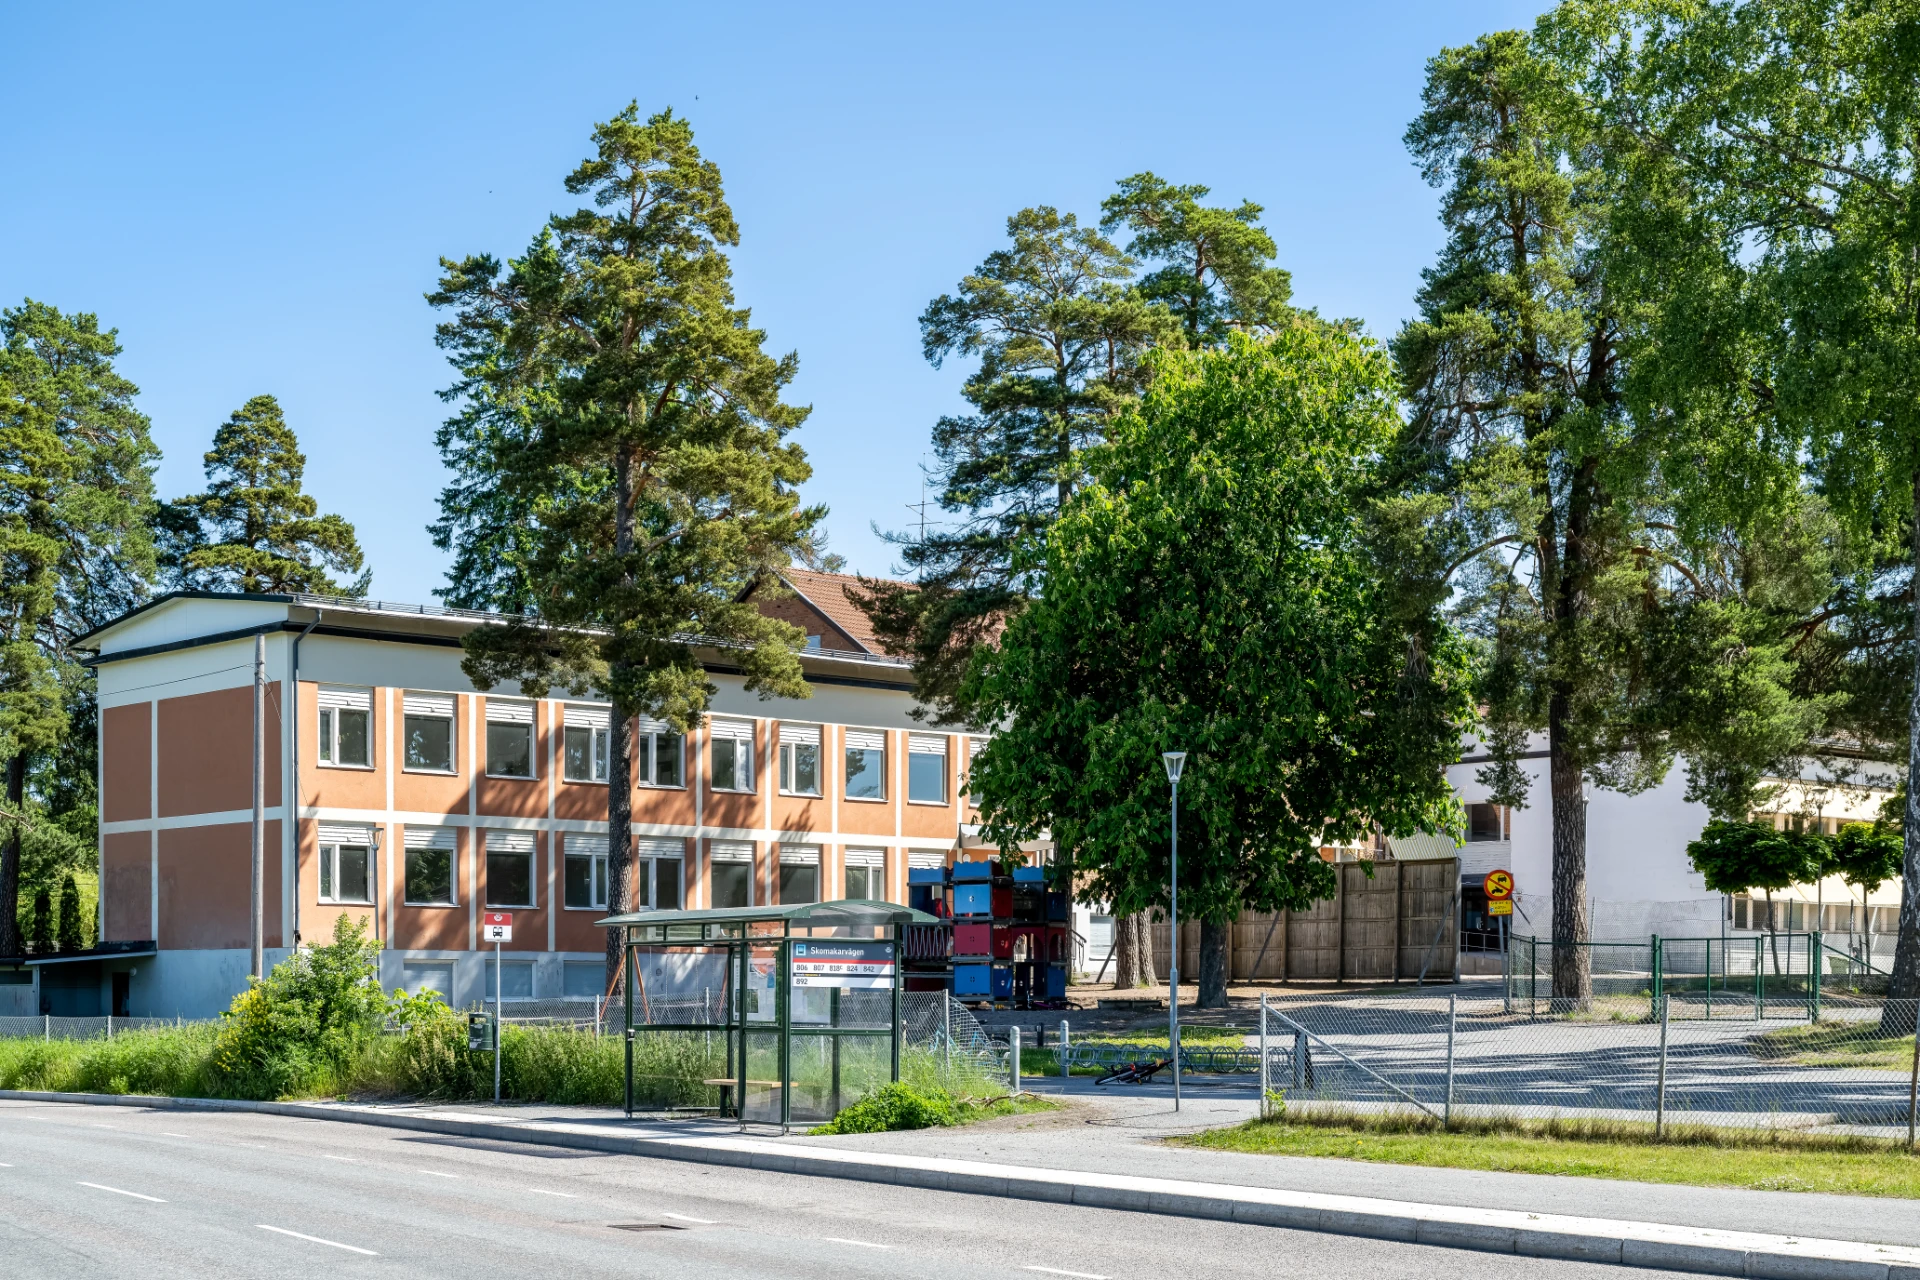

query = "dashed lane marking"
[
  {"left": 258, "top": 1225, "right": 378, "bottom": 1256},
  {"left": 77, "top": 1182, "right": 165, "bottom": 1203}
]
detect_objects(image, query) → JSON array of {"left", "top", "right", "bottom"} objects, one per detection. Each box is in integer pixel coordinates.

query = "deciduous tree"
[
  {"left": 429, "top": 105, "right": 820, "bottom": 986},
  {"left": 966, "top": 328, "right": 1474, "bottom": 1008}
]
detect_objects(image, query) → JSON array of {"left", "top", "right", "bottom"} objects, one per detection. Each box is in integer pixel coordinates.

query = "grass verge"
[
  {"left": 1176, "top": 1109, "right": 1920, "bottom": 1198},
  {"left": 1751, "top": 1020, "right": 1915, "bottom": 1069}
]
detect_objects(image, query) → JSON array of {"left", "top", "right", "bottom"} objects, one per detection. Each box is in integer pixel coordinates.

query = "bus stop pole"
[{"left": 891, "top": 930, "right": 902, "bottom": 1084}]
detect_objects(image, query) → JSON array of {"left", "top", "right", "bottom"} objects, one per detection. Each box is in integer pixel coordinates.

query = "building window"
[
  {"left": 711, "top": 842, "right": 754, "bottom": 909},
  {"left": 563, "top": 705, "right": 610, "bottom": 782},
  {"left": 564, "top": 838, "right": 608, "bottom": 910},
  {"left": 317, "top": 687, "right": 372, "bottom": 768},
  {"left": 485, "top": 831, "right": 536, "bottom": 907},
  {"left": 563, "top": 961, "right": 604, "bottom": 999},
  {"left": 710, "top": 719, "right": 754, "bottom": 791},
  {"left": 779, "top": 845, "right": 819, "bottom": 905},
  {"left": 403, "top": 692, "right": 456, "bottom": 773},
  {"left": 638, "top": 839, "right": 684, "bottom": 911},
  {"left": 844, "top": 851, "right": 883, "bottom": 901},
  {"left": 485, "top": 700, "right": 535, "bottom": 779},
  {"left": 779, "top": 724, "right": 821, "bottom": 796},
  {"left": 317, "top": 825, "right": 373, "bottom": 904},
  {"left": 399, "top": 962, "right": 453, "bottom": 1000},
  {"left": 845, "top": 730, "right": 886, "bottom": 801},
  {"left": 404, "top": 828, "right": 457, "bottom": 905},
  {"left": 637, "top": 718, "right": 684, "bottom": 788},
  {"left": 1466, "top": 803, "right": 1504, "bottom": 842},
  {"left": 908, "top": 734, "right": 947, "bottom": 804}
]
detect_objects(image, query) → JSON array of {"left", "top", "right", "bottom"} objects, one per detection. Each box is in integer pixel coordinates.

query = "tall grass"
[{"left": 0, "top": 1024, "right": 221, "bottom": 1096}]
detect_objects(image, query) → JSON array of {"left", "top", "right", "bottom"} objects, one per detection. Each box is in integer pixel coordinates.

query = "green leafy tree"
[
  {"left": 0, "top": 300, "right": 158, "bottom": 956},
  {"left": 1832, "top": 820, "right": 1903, "bottom": 961},
  {"left": 161, "top": 394, "right": 368, "bottom": 596},
  {"left": 429, "top": 105, "right": 820, "bottom": 986},
  {"left": 965, "top": 328, "right": 1474, "bottom": 1009},
  {"left": 1686, "top": 819, "right": 1824, "bottom": 973},
  {"left": 857, "top": 207, "right": 1169, "bottom": 726},
  {"left": 1100, "top": 173, "right": 1297, "bottom": 343},
  {"left": 1541, "top": 0, "right": 1920, "bottom": 1002}
]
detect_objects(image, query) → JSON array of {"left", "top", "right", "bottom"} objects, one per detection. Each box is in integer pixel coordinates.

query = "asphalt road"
[{"left": 0, "top": 1099, "right": 1675, "bottom": 1280}]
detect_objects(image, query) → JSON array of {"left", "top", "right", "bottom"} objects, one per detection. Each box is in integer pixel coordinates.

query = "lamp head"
[{"left": 1162, "top": 751, "right": 1187, "bottom": 784}]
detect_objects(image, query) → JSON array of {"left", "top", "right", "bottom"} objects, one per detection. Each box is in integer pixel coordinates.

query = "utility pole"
[
  {"left": 251, "top": 633, "right": 265, "bottom": 981},
  {"left": 1162, "top": 751, "right": 1187, "bottom": 1111}
]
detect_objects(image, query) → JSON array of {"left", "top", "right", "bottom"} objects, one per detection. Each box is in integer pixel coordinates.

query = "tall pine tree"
[
  {"left": 0, "top": 301, "right": 157, "bottom": 956},
  {"left": 430, "top": 105, "right": 820, "bottom": 987},
  {"left": 161, "top": 394, "right": 369, "bottom": 595},
  {"left": 1100, "top": 174, "right": 1298, "bottom": 343}
]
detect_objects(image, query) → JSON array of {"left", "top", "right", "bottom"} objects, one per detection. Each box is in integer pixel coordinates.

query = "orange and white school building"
[{"left": 71, "top": 575, "right": 989, "bottom": 1018}]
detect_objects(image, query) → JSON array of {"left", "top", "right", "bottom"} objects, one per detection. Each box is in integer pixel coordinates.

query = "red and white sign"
[{"left": 482, "top": 911, "right": 513, "bottom": 943}]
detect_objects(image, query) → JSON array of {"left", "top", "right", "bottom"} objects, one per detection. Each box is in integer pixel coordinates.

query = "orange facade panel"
[
  {"left": 159, "top": 821, "right": 281, "bottom": 950},
  {"left": 102, "top": 831, "right": 150, "bottom": 942},
  {"left": 158, "top": 687, "right": 281, "bottom": 818},
  {"left": 102, "top": 701, "right": 150, "bottom": 824}
]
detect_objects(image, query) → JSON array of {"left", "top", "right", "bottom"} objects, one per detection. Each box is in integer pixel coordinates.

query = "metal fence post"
[
  {"left": 1259, "top": 993, "right": 1270, "bottom": 1118},
  {"left": 1651, "top": 934, "right": 1662, "bottom": 1012},
  {"left": 1705, "top": 936, "right": 1713, "bottom": 1020},
  {"left": 1755, "top": 936, "right": 1764, "bottom": 1021},
  {"left": 943, "top": 997, "right": 952, "bottom": 1077},
  {"left": 1444, "top": 993, "right": 1456, "bottom": 1126},
  {"left": 1811, "top": 931, "right": 1823, "bottom": 1023},
  {"left": 1011, "top": 1027, "right": 1021, "bottom": 1093},
  {"left": 1655, "top": 993, "right": 1670, "bottom": 1139},
  {"left": 105, "top": 1014, "right": 111, "bottom": 1039},
  {"left": 1293, "top": 1029, "right": 1307, "bottom": 1092},
  {"left": 1059, "top": 1019, "right": 1070, "bottom": 1078},
  {"left": 44, "top": 1014, "right": 49, "bottom": 1042}
]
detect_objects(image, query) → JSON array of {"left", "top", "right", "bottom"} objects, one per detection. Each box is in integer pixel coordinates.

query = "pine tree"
[
  {"left": 162, "top": 394, "right": 368, "bottom": 596},
  {"left": 55, "top": 871, "right": 82, "bottom": 951},
  {"left": 1100, "top": 173, "right": 1298, "bottom": 344},
  {"left": 26, "top": 887, "right": 50, "bottom": 953},
  {"left": 430, "top": 105, "right": 820, "bottom": 988},
  {"left": 856, "top": 208, "right": 1170, "bottom": 724},
  {"left": 0, "top": 301, "right": 157, "bottom": 957}
]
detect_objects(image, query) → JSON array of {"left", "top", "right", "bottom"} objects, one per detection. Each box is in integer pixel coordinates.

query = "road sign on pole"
[
  {"left": 1488, "top": 899, "right": 1513, "bottom": 916},
  {"left": 482, "top": 911, "right": 513, "bottom": 942},
  {"left": 1483, "top": 870, "right": 1513, "bottom": 901}
]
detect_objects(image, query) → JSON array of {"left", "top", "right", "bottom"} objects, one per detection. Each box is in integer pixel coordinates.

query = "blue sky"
[{"left": 4, "top": 1, "right": 1545, "bottom": 604}]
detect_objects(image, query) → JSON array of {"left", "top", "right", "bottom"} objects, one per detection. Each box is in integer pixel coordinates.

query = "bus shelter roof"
[{"left": 596, "top": 899, "right": 937, "bottom": 933}]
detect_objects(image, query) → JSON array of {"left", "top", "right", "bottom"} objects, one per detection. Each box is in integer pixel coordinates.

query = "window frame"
[
  {"left": 484, "top": 834, "right": 537, "bottom": 909},
  {"left": 401, "top": 693, "right": 458, "bottom": 775},
  {"left": 843, "top": 730, "right": 887, "bottom": 803},
  {"left": 906, "top": 735, "right": 948, "bottom": 806},
  {"left": 317, "top": 839, "right": 374, "bottom": 905},
  {"left": 316, "top": 691, "right": 373, "bottom": 770},
  {"left": 402, "top": 831, "right": 458, "bottom": 907},
  {"left": 709, "top": 721, "right": 755, "bottom": 793},
  {"left": 484, "top": 707, "right": 537, "bottom": 781},
  {"left": 778, "top": 725, "right": 822, "bottom": 798},
  {"left": 636, "top": 723, "right": 687, "bottom": 790},
  {"left": 563, "top": 848, "right": 610, "bottom": 911},
  {"left": 562, "top": 723, "right": 610, "bottom": 784}
]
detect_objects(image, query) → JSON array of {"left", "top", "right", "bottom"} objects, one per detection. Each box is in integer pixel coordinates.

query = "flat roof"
[{"left": 597, "top": 899, "right": 935, "bottom": 930}]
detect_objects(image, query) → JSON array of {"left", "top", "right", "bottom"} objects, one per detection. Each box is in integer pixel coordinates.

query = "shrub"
[
  {"left": 207, "top": 914, "right": 388, "bottom": 1099},
  {"left": 809, "top": 1082, "right": 957, "bottom": 1134}
]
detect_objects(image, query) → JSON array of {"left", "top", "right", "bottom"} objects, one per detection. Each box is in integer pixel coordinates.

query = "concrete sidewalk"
[{"left": 7, "top": 1085, "right": 1920, "bottom": 1278}]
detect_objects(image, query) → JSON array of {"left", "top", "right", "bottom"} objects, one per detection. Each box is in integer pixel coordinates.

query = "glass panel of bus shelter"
[
  {"left": 785, "top": 937, "right": 896, "bottom": 1123},
  {"left": 736, "top": 944, "right": 783, "bottom": 1124}
]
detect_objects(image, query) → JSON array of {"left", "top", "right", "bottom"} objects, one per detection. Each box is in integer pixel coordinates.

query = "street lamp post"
[{"left": 1162, "top": 751, "right": 1186, "bottom": 1112}]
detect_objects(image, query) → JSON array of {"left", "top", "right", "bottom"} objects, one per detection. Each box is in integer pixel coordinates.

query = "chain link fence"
[
  {"left": 0, "top": 1016, "right": 209, "bottom": 1041},
  {"left": 1257, "top": 986, "right": 1920, "bottom": 1139}
]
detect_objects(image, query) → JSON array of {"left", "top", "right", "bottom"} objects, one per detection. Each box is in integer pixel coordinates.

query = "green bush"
[
  {"left": 207, "top": 914, "right": 389, "bottom": 1099},
  {"left": 809, "top": 1082, "right": 957, "bottom": 1134}
]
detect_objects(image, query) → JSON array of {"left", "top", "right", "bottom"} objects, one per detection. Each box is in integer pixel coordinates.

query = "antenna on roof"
[{"left": 905, "top": 479, "right": 935, "bottom": 550}]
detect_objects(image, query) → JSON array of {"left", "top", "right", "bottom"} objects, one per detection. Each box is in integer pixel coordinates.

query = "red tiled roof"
[{"left": 776, "top": 568, "right": 912, "bottom": 654}]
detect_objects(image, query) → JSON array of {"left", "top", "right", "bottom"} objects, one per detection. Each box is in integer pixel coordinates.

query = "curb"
[{"left": 6, "top": 1088, "right": 1919, "bottom": 1279}]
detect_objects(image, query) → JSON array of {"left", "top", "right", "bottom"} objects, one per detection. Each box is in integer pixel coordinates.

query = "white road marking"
[
  {"left": 0, "top": 1162, "right": 13, "bottom": 1167},
  {"left": 258, "top": 1225, "right": 379, "bottom": 1256},
  {"left": 160, "top": 1133, "right": 191, "bottom": 1138},
  {"left": 1025, "top": 1269, "right": 1110, "bottom": 1280},
  {"left": 93, "top": 1123, "right": 116, "bottom": 1129},
  {"left": 321, "top": 1155, "right": 357, "bottom": 1162},
  {"left": 77, "top": 1181, "right": 165, "bottom": 1203},
  {"left": 527, "top": 1188, "right": 576, "bottom": 1198},
  {"left": 663, "top": 1212, "right": 715, "bottom": 1223},
  {"left": 825, "top": 1238, "right": 892, "bottom": 1249},
  {"left": 417, "top": 1169, "right": 459, "bottom": 1178}
]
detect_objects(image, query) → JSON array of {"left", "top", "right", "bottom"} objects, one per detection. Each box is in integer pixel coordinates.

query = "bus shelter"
[{"left": 597, "top": 900, "right": 935, "bottom": 1127}]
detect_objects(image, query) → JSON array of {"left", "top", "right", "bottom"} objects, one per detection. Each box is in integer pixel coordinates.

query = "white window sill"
[
  {"left": 402, "top": 901, "right": 460, "bottom": 909},
  {"left": 485, "top": 772, "right": 538, "bottom": 782},
  {"left": 907, "top": 798, "right": 949, "bottom": 807},
  {"left": 402, "top": 767, "right": 459, "bottom": 777},
  {"left": 637, "top": 783, "right": 687, "bottom": 792},
  {"left": 317, "top": 762, "right": 375, "bottom": 771},
  {"left": 318, "top": 899, "right": 375, "bottom": 907},
  {"left": 844, "top": 794, "right": 887, "bottom": 804},
  {"left": 562, "top": 903, "right": 611, "bottom": 912},
  {"left": 778, "top": 790, "right": 823, "bottom": 799},
  {"left": 710, "top": 786, "right": 756, "bottom": 795},
  {"left": 563, "top": 775, "right": 610, "bottom": 786},
  {"left": 484, "top": 903, "right": 537, "bottom": 911}
]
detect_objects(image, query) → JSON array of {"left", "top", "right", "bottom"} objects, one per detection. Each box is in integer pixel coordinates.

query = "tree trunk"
[
  {"left": 1891, "top": 467, "right": 1920, "bottom": 1033},
  {"left": 1197, "top": 919, "right": 1230, "bottom": 1008},
  {"left": 1548, "top": 693, "right": 1592, "bottom": 1011},
  {"left": 0, "top": 750, "right": 22, "bottom": 957},
  {"left": 1767, "top": 888, "right": 1781, "bottom": 977},
  {"left": 1112, "top": 912, "right": 1155, "bottom": 988},
  {"left": 605, "top": 446, "right": 637, "bottom": 996}
]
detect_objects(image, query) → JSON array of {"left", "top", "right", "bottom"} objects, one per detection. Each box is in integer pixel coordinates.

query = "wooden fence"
[{"left": 1148, "top": 857, "right": 1459, "bottom": 983}]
